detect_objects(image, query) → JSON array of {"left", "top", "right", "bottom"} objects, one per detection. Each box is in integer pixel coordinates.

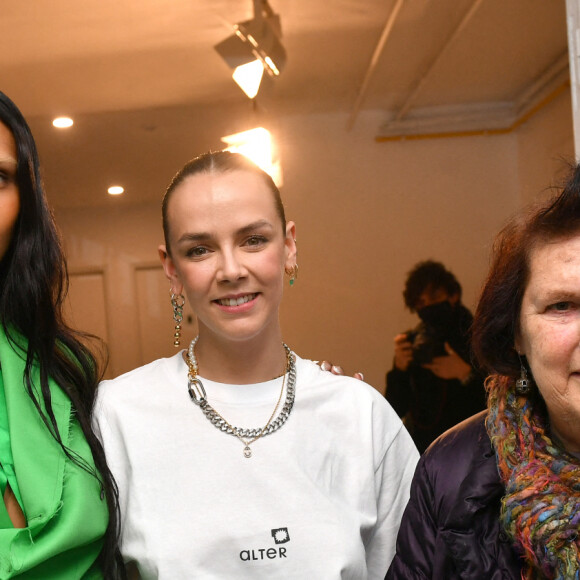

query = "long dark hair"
[
  {"left": 0, "top": 92, "right": 123, "bottom": 577},
  {"left": 472, "top": 163, "right": 580, "bottom": 378}
]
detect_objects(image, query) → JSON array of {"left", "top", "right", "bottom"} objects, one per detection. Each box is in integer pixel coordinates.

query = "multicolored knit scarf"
[{"left": 486, "top": 375, "right": 580, "bottom": 579}]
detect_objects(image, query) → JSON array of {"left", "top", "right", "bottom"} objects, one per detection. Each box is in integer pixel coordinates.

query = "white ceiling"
[{"left": 1, "top": 0, "right": 569, "bottom": 208}]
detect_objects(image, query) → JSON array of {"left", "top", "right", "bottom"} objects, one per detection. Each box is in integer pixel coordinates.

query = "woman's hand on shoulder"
[{"left": 318, "top": 360, "right": 364, "bottom": 381}]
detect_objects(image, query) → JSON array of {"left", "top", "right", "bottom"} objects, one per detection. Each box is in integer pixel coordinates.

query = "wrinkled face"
[
  {"left": 160, "top": 169, "right": 296, "bottom": 345},
  {"left": 516, "top": 235, "right": 580, "bottom": 452},
  {"left": 0, "top": 121, "right": 19, "bottom": 261}
]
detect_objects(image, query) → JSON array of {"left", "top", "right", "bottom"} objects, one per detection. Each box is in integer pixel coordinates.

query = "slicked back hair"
[{"left": 162, "top": 151, "right": 286, "bottom": 254}]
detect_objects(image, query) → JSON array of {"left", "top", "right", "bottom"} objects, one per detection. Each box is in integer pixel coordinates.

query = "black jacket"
[
  {"left": 385, "top": 304, "right": 486, "bottom": 453},
  {"left": 386, "top": 412, "right": 523, "bottom": 579}
]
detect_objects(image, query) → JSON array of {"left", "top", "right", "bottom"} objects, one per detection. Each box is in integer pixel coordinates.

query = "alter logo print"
[
  {"left": 239, "top": 527, "right": 291, "bottom": 562},
  {"left": 271, "top": 527, "right": 290, "bottom": 544}
]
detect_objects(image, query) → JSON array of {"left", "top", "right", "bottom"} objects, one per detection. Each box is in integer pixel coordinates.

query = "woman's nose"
[{"left": 216, "top": 249, "right": 246, "bottom": 282}]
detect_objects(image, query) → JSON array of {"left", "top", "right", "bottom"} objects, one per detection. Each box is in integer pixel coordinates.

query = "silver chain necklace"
[{"left": 185, "top": 337, "right": 297, "bottom": 458}]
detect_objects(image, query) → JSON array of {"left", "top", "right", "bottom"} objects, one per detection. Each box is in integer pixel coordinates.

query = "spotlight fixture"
[
  {"left": 107, "top": 185, "right": 124, "bottom": 196},
  {"left": 215, "top": 0, "right": 286, "bottom": 99}
]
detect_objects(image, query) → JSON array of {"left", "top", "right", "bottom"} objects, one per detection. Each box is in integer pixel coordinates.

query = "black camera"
[{"left": 407, "top": 328, "right": 448, "bottom": 366}]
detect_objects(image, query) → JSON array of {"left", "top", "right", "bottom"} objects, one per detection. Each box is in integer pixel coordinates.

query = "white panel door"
[{"left": 66, "top": 271, "right": 110, "bottom": 378}]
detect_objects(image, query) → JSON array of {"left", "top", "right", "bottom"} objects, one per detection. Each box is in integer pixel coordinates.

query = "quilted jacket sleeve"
[
  {"left": 385, "top": 454, "right": 437, "bottom": 579},
  {"left": 385, "top": 412, "right": 523, "bottom": 580}
]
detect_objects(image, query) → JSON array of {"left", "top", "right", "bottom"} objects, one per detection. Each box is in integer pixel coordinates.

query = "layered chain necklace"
[{"left": 185, "top": 337, "right": 297, "bottom": 458}]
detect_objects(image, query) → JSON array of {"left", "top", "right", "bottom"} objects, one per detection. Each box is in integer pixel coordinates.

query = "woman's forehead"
[
  {"left": 171, "top": 170, "right": 274, "bottom": 209},
  {"left": 525, "top": 235, "right": 580, "bottom": 291},
  {"left": 167, "top": 169, "right": 279, "bottom": 227}
]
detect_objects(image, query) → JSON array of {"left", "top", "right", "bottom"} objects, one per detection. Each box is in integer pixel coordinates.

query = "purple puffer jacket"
[{"left": 386, "top": 411, "right": 523, "bottom": 579}]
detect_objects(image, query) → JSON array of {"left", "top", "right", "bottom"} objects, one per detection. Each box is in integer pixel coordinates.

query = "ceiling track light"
[{"left": 215, "top": 0, "right": 286, "bottom": 99}]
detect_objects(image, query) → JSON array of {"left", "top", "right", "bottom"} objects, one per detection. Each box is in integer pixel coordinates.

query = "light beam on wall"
[{"left": 221, "top": 127, "right": 283, "bottom": 187}]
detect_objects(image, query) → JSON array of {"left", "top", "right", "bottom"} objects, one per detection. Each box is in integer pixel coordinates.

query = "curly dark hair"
[
  {"left": 472, "top": 163, "right": 580, "bottom": 379},
  {"left": 403, "top": 260, "right": 462, "bottom": 312},
  {"left": 0, "top": 91, "right": 124, "bottom": 577}
]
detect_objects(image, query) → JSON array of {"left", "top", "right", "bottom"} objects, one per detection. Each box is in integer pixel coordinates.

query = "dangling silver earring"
[
  {"left": 171, "top": 291, "right": 185, "bottom": 348},
  {"left": 515, "top": 360, "right": 533, "bottom": 395}
]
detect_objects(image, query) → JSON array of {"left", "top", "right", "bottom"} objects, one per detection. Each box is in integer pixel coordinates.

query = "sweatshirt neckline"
[{"left": 174, "top": 351, "right": 302, "bottom": 405}]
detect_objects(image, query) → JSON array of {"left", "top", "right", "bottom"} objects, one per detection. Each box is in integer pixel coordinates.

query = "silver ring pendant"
[{"left": 188, "top": 378, "right": 207, "bottom": 404}]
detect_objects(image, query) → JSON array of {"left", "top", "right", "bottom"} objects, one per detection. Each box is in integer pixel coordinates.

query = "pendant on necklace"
[{"left": 243, "top": 446, "right": 252, "bottom": 458}]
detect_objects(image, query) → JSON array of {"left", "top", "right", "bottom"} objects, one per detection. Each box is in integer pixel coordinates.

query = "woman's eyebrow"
[
  {"left": 177, "top": 232, "right": 212, "bottom": 243},
  {"left": 176, "top": 220, "right": 274, "bottom": 244},
  {"left": 237, "top": 220, "right": 274, "bottom": 235},
  {"left": 540, "top": 290, "right": 579, "bottom": 302}
]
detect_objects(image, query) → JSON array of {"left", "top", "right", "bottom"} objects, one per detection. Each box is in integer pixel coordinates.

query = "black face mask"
[{"left": 417, "top": 300, "right": 459, "bottom": 333}]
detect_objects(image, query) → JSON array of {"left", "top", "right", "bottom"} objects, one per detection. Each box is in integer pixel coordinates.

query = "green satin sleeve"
[
  {"left": 0, "top": 366, "right": 24, "bottom": 529},
  {"left": 0, "top": 329, "right": 107, "bottom": 578}
]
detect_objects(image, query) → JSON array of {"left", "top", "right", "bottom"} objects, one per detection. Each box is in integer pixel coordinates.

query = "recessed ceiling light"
[
  {"left": 52, "top": 117, "right": 73, "bottom": 129},
  {"left": 108, "top": 186, "right": 124, "bottom": 195}
]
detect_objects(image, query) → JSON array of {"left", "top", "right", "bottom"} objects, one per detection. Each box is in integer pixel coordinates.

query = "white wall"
[
  {"left": 517, "top": 90, "right": 575, "bottom": 205},
  {"left": 56, "top": 90, "right": 573, "bottom": 392},
  {"left": 277, "top": 109, "right": 520, "bottom": 391}
]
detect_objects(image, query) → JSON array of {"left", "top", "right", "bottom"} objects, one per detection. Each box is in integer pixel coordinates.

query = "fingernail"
[
  {"left": 355, "top": 372, "right": 364, "bottom": 381},
  {"left": 320, "top": 361, "right": 331, "bottom": 371},
  {"left": 332, "top": 365, "right": 343, "bottom": 374}
]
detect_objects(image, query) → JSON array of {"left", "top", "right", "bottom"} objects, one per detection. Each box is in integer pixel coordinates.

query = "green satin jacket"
[{"left": 0, "top": 328, "right": 108, "bottom": 579}]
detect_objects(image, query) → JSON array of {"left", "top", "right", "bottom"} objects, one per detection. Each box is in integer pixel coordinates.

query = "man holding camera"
[{"left": 385, "top": 261, "right": 486, "bottom": 453}]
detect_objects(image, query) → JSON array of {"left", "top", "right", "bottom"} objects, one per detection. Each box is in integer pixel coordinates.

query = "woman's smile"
[{"left": 214, "top": 293, "right": 259, "bottom": 309}]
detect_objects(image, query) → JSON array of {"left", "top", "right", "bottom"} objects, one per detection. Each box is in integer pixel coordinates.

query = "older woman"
[
  {"left": 93, "top": 151, "right": 418, "bottom": 579},
  {"left": 0, "top": 91, "right": 122, "bottom": 577},
  {"left": 386, "top": 164, "right": 580, "bottom": 579}
]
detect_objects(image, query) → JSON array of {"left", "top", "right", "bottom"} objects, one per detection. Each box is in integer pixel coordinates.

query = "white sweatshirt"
[{"left": 93, "top": 353, "right": 418, "bottom": 579}]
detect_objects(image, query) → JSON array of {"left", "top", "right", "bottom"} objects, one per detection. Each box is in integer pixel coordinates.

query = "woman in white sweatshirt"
[{"left": 93, "top": 150, "right": 418, "bottom": 580}]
